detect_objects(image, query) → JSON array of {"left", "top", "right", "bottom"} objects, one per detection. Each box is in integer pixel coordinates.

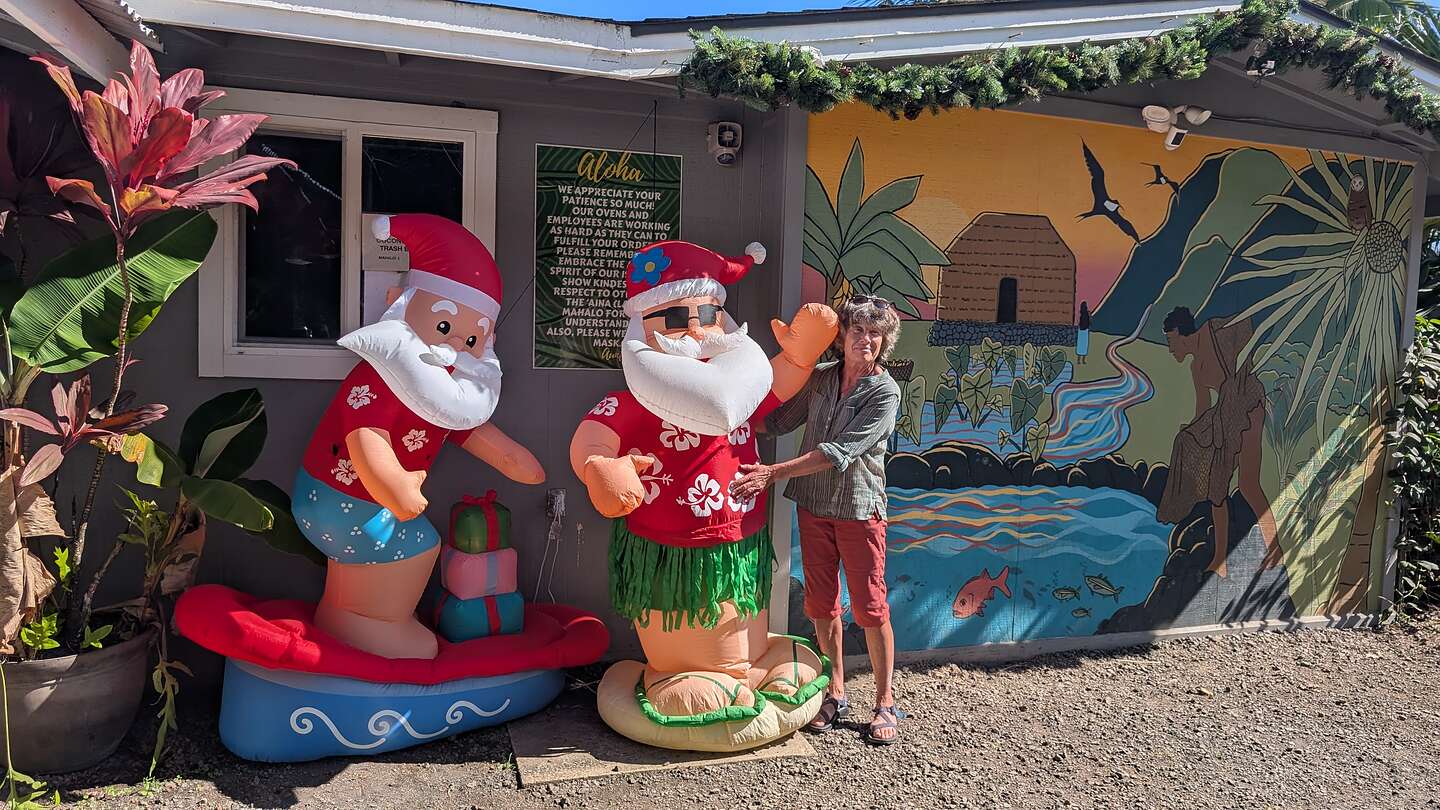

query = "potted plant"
[{"left": 0, "top": 41, "right": 295, "bottom": 779}]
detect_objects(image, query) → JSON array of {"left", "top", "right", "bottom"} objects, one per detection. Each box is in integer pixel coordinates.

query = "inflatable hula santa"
[
  {"left": 295, "top": 213, "right": 546, "bottom": 660},
  {"left": 570, "top": 239, "right": 839, "bottom": 751}
]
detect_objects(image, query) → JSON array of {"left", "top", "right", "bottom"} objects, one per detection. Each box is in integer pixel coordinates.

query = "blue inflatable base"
[{"left": 218, "top": 659, "right": 565, "bottom": 762}]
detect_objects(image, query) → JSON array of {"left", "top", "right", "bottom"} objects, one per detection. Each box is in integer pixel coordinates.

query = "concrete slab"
[{"left": 507, "top": 688, "right": 815, "bottom": 786}]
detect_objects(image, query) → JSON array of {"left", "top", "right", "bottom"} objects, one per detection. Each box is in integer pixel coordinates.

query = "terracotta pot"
[{"left": 1, "top": 628, "right": 153, "bottom": 774}]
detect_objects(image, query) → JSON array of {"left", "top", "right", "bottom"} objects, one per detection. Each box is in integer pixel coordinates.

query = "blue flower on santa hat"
[{"left": 629, "top": 246, "right": 670, "bottom": 287}]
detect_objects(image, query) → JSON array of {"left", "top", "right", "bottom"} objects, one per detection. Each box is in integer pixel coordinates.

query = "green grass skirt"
[{"left": 609, "top": 520, "right": 774, "bottom": 632}]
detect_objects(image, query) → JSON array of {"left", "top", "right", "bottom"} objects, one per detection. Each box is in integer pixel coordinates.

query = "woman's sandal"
[
  {"left": 864, "top": 705, "right": 901, "bottom": 746},
  {"left": 805, "top": 694, "right": 849, "bottom": 733}
]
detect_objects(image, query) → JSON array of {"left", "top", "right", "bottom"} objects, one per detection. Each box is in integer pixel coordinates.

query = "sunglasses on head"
[
  {"left": 642, "top": 303, "right": 724, "bottom": 330},
  {"left": 849, "top": 294, "right": 892, "bottom": 310}
]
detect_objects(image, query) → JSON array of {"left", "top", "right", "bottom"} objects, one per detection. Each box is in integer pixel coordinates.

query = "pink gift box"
[{"left": 441, "top": 546, "right": 518, "bottom": 600}]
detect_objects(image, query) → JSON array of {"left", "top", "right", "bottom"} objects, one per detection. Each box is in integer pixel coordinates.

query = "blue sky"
[{"left": 488, "top": 0, "right": 853, "bottom": 21}]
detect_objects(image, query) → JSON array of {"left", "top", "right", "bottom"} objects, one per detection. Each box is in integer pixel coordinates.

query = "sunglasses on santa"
[{"left": 642, "top": 303, "right": 725, "bottom": 330}]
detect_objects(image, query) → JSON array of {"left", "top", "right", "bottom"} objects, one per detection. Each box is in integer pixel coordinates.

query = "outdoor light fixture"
[
  {"left": 707, "top": 121, "right": 743, "bottom": 166},
  {"left": 1140, "top": 104, "right": 1212, "bottom": 151}
]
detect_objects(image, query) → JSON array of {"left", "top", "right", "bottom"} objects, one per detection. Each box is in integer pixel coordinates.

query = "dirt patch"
[{"left": 45, "top": 616, "right": 1440, "bottom": 809}]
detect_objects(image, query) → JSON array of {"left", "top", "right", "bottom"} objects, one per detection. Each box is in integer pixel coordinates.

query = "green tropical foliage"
[
  {"left": 895, "top": 376, "right": 927, "bottom": 445},
  {"left": 1389, "top": 317, "right": 1440, "bottom": 617},
  {"left": 933, "top": 379, "right": 959, "bottom": 431},
  {"left": 1226, "top": 152, "right": 1411, "bottom": 437},
  {"left": 116, "top": 389, "right": 321, "bottom": 565},
  {"left": 803, "top": 139, "right": 947, "bottom": 316},
  {"left": 1320, "top": 0, "right": 1440, "bottom": 59},
  {"left": 1025, "top": 422, "right": 1050, "bottom": 461},
  {"left": 1009, "top": 378, "right": 1044, "bottom": 433},
  {"left": 8, "top": 210, "right": 215, "bottom": 372},
  {"left": 960, "top": 368, "right": 994, "bottom": 428}
]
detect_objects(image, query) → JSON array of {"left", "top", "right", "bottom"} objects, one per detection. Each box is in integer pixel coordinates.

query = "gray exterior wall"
[{"left": 26, "top": 28, "right": 1432, "bottom": 688}]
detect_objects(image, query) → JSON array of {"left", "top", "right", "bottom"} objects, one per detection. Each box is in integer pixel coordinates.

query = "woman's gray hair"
[{"left": 836, "top": 296, "right": 902, "bottom": 362}]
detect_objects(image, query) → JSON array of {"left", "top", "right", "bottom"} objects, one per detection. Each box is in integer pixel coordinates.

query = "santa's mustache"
[{"left": 651, "top": 323, "right": 751, "bottom": 359}]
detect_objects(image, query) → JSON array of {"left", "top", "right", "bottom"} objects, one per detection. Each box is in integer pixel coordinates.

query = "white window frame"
[{"left": 197, "top": 88, "right": 498, "bottom": 380}]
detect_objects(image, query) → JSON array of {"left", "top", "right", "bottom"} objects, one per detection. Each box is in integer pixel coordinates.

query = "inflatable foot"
[
  {"left": 596, "top": 635, "right": 830, "bottom": 752},
  {"left": 315, "top": 602, "right": 439, "bottom": 659},
  {"left": 642, "top": 666, "right": 756, "bottom": 717},
  {"left": 752, "top": 635, "right": 824, "bottom": 701}
]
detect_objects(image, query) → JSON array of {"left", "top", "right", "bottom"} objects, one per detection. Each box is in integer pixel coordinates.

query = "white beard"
[
  {"left": 621, "top": 320, "right": 773, "bottom": 436},
  {"left": 338, "top": 304, "right": 502, "bottom": 431}
]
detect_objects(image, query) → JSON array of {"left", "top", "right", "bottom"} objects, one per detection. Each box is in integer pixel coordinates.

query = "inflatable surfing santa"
[{"left": 570, "top": 239, "right": 839, "bottom": 751}]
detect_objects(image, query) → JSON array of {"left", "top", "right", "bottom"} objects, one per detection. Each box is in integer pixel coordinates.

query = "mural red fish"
[{"left": 951, "top": 567, "right": 1011, "bottom": 619}]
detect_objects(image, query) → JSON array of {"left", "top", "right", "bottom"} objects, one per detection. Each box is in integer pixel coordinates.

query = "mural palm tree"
[
  {"left": 1222, "top": 149, "right": 1412, "bottom": 612},
  {"left": 804, "top": 139, "right": 948, "bottom": 317}
]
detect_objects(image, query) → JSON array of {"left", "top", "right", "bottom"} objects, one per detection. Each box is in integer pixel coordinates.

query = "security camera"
[
  {"left": 1164, "top": 125, "right": 1188, "bottom": 151},
  {"left": 707, "top": 122, "right": 742, "bottom": 167}
]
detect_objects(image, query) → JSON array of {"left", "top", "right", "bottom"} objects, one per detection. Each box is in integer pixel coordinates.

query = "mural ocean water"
[{"left": 796, "top": 104, "right": 1413, "bottom": 652}]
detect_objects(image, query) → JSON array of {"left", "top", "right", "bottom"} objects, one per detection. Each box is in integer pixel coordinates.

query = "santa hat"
[
  {"left": 371, "top": 214, "right": 502, "bottom": 322},
  {"left": 624, "top": 240, "right": 766, "bottom": 318}
]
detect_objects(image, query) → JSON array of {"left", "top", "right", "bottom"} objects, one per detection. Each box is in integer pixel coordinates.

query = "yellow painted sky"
[{"left": 807, "top": 105, "right": 1325, "bottom": 314}]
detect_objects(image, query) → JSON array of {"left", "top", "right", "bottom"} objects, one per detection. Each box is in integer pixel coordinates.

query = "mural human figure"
[
  {"left": 1076, "top": 301, "right": 1091, "bottom": 365},
  {"left": 1157, "top": 307, "right": 1280, "bottom": 577}
]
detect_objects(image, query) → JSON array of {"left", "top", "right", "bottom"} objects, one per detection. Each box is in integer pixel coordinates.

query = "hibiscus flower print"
[
  {"left": 727, "top": 471, "right": 756, "bottom": 514},
  {"left": 626, "top": 448, "right": 672, "bottom": 504},
  {"left": 659, "top": 422, "right": 700, "bottom": 452},
  {"left": 332, "top": 459, "right": 359, "bottom": 486},
  {"left": 347, "top": 384, "right": 375, "bottom": 409},
  {"left": 590, "top": 396, "right": 619, "bottom": 417},
  {"left": 728, "top": 422, "right": 751, "bottom": 446},
  {"left": 677, "top": 473, "right": 724, "bottom": 518},
  {"left": 628, "top": 246, "right": 670, "bottom": 287},
  {"left": 402, "top": 429, "right": 428, "bottom": 452}
]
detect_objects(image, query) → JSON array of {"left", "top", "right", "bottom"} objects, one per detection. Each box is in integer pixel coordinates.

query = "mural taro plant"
[{"left": 803, "top": 138, "right": 948, "bottom": 316}]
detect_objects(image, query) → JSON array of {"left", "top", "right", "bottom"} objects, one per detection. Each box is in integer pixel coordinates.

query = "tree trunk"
[{"left": 1328, "top": 386, "right": 1392, "bottom": 614}]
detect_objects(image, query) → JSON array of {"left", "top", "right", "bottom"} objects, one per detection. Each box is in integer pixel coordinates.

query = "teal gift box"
[{"left": 435, "top": 591, "right": 525, "bottom": 642}]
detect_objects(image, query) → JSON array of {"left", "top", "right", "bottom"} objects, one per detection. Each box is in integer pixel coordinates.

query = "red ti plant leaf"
[
  {"left": 78, "top": 91, "right": 133, "bottom": 185},
  {"left": 45, "top": 177, "right": 112, "bottom": 219},
  {"left": 125, "top": 41, "right": 162, "bottom": 138},
  {"left": 117, "top": 184, "right": 178, "bottom": 225},
  {"left": 158, "top": 114, "right": 267, "bottom": 181},
  {"left": 101, "top": 78, "right": 130, "bottom": 116},
  {"left": 121, "top": 106, "right": 191, "bottom": 188},
  {"left": 29, "top": 54, "right": 82, "bottom": 114},
  {"left": 158, "top": 68, "right": 205, "bottom": 113},
  {"left": 91, "top": 403, "right": 167, "bottom": 435},
  {"left": 0, "top": 409, "right": 58, "bottom": 435},
  {"left": 172, "top": 155, "right": 294, "bottom": 211},
  {"left": 20, "top": 444, "right": 63, "bottom": 487}
]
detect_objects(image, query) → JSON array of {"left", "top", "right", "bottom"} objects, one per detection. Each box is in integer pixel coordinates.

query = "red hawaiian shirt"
[
  {"left": 582, "top": 390, "right": 780, "bottom": 548},
  {"left": 301, "top": 362, "right": 472, "bottom": 502}
]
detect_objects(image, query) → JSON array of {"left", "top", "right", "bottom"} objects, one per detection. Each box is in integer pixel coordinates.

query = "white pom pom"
[
  {"left": 745, "top": 242, "right": 767, "bottom": 265},
  {"left": 371, "top": 215, "right": 391, "bottom": 241}
]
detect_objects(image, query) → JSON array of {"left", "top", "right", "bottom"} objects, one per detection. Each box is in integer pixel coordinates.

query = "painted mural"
[{"left": 793, "top": 105, "right": 1413, "bottom": 652}]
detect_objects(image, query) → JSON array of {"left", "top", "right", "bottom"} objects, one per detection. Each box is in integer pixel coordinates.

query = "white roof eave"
[{"left": 129, "top": 0, "right": 1440, "bottom": 95}]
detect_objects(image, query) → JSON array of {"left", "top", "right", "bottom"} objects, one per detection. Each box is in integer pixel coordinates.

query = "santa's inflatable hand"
[
  {"left": 582, "top": 454, "right": 652, "bottom": 518},
  {"left": 772, "top": 303, "right": 839, "bottom": 368}
]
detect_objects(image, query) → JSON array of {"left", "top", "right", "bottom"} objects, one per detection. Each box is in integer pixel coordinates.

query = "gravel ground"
[{"left": 47, "top": 616, "right": 1440, "bottom": 810}]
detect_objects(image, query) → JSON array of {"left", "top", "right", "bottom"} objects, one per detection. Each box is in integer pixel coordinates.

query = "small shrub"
[{"left": 1389, "top": 316, "right": 1440, "bottom": 618}]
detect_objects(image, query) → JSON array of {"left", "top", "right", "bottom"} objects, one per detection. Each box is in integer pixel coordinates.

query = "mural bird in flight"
[
  {"left": 1078, "top": 141, "right": 1140, "bottom": 242},
  {"left": 1144, "top": 162, "right": 1182, "bottom": 196}
]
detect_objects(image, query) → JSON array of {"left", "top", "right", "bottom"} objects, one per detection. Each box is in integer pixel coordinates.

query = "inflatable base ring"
[
  {"left": 176, "top": 585, "right": 608, "bottom": 763},
  {"left": 596, "top": 655, "right": 825, "bottom": 752}
]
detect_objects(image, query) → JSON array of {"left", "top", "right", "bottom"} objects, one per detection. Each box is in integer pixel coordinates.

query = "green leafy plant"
[
  {"left": 802, "top": 139, "right": 947, "bottom": 315},
  {"left": 1009, "top": 378, "right": 1044, "bottom": 433},
  {"left": 147, "top": 656, "right": 190, "bottom": 778},
  {"left": 681, "top": 0, "right": 1440, "bottom": 142},
  {"left": 933, "top": 379, "right": 960, "bottom": 432},
  {"left": 1389, "top": 316, "right": 1440, "bottom": 618},
  {"left": 1037, "top": 347, "right": 1067, "bottom": 385},
  {"left": 975, "top": 337, "right": 1002, "bottom": 376},
  {"left": 945, "top": 345, "right": 971, "bottom": 380},
  {"left": 960, "top": 368, "right": 996, "bottom": 428},
  {"left": 895, "top": 376, "right": 927, "bottom": 446},
  {"left": 1025, "top": 422, "right": 1051, "bottom": 461}
]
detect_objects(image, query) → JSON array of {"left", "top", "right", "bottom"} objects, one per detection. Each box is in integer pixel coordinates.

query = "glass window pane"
[
  {"left": 242, "top": 132, "right": 342, "bottom": 342},
  {"left": 361, "top": 137, "right": 464, "bottom": 323}
]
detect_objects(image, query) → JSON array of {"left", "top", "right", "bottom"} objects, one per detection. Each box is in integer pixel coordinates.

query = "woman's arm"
[
  {"left": 730, "top": 450, "right": 833, "bottom": 501},
  {"left": 760, "top": 376, "right": 816, "bottom": 435}
]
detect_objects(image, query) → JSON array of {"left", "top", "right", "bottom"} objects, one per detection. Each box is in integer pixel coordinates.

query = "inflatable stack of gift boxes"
[{"left": 434, "top": 492, "right": 526, "bottom": 641}]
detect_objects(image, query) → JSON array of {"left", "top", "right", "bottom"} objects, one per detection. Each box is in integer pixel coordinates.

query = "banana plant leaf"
[
  {"left": 117, "top": 432, "right": 185, "bottom": 488},
  {"left": 8, "top": 209, "right": 216, "bottom": 372},
  {"left": 235, "top": 478, "right": 325, "bottom": 565},
  {"left": 178, "top": 388, "right": 265, "bottom": 480},
  {"left": 179, "top": 476, "right": 273, "bottom": 533}
]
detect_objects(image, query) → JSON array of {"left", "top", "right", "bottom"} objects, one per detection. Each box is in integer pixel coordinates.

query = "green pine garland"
[{"left": 677, "top": 0, "right": 1440, "bottom": 141}]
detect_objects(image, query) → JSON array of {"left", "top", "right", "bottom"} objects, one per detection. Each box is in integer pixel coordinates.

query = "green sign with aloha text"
[{"left": 534, "top": 144, "right": 682, "bottom": 369}]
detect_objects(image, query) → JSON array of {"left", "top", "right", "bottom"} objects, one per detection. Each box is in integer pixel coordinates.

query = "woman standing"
[
  {"left": 730, "top": 295, "right": 902, "bottom": 745},
  {"left": 1076, "top": 300, "right": 1092, "bottom": 365}
]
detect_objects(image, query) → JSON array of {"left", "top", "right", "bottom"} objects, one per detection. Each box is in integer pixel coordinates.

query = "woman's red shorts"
[{"left": 796, "top": 507, "right": 889, "bottom": 628}]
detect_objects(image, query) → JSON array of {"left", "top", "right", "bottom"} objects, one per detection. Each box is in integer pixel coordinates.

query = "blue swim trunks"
[{"left": 292, "top": 469, "right": 440, "bottom": 564}]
